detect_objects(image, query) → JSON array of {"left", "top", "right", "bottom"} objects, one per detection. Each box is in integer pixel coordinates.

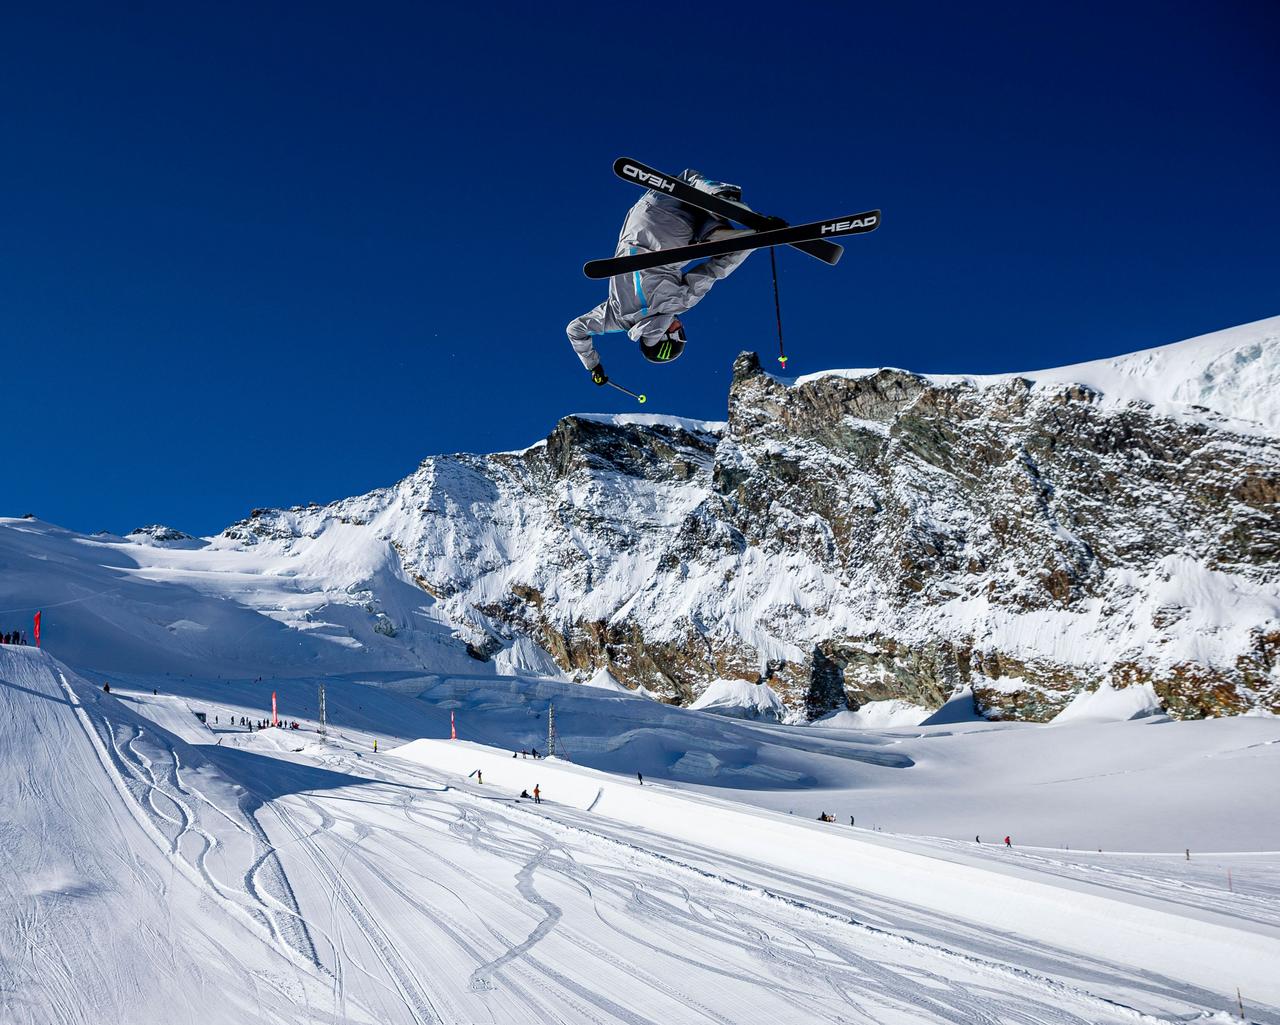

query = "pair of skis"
[{"left": 583, "top": 157, "right": 880, "bottom": 279}]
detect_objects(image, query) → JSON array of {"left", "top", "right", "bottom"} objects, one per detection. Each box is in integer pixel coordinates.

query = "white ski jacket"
[{"left": 566, "top": 170, "right": 750, "bottom": 371}]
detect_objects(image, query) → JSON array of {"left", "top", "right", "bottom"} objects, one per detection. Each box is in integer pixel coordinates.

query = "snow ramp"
[{"left": 393, "top": 738, "right": 1280, "bottom": 1013}]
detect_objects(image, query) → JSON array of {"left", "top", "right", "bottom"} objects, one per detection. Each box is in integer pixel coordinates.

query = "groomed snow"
[{"left": 394, "top": 736, "right": 1280, "bottom": 1014}]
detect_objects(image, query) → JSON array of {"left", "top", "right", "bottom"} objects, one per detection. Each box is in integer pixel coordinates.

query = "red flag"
[
  {"left": 33, "top": 611, "right": 41, "bottom": 648},
  {"left": 272, "top": 691, "right": 278, "bottom": 727},
  {"left": 450, "top": 710, "right": 457, "bottom": 740}
]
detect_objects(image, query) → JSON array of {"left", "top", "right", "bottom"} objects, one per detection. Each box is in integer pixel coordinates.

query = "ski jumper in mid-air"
[{"left": 567, "top": 170, "right": 752, "bottom": 385}]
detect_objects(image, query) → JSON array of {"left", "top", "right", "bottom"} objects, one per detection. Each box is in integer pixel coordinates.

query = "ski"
[
  {"left": 614, "top": 157, "right": 844, "bottom": 266},
  {"left": 583, "top": 210, "right": 880, "bottom": 280}
]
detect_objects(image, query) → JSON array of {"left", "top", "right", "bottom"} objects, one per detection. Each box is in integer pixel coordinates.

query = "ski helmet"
[{"left": 641, "top": 319, "right": 686, "bottom": 364}]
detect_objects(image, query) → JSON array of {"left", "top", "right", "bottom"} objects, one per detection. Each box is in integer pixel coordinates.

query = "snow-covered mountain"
[{"left": 5, "top": 316, "right": 1279, "bottom": 721}]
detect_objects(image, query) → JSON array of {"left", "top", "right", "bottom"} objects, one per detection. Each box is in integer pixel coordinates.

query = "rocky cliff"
[{"left": 224, "top": 318, "right": 1280, "bottom": 721}]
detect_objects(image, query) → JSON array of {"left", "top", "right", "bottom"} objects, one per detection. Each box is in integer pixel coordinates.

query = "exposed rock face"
[
  {"left": 224, "top": 339, "right": 1280, "bottom": 722},
  {"left": 128, "top": 525, "right": 196, "bottom": 543}
]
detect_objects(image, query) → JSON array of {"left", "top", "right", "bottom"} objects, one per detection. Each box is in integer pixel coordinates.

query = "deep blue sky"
[{"left": 3, "top": 2, "right": 1276, "bottom": 536}]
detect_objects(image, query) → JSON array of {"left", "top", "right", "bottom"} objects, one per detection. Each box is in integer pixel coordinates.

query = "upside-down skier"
[{"left": 566, "top": 170, "right": 754, "bottom": 385}]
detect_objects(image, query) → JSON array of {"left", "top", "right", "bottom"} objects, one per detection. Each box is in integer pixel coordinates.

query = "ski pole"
[
  {"left": 607, "top": 380, "right": 647, "bottom": 404},
  {"left": 770, "top": 245, "right": 788, "bottom": 369}
]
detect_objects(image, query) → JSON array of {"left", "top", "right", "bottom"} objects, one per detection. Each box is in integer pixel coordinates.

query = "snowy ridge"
[
  {"left": 572, "top": 411, "right": 726, "bottom": 434},
  {"left": 796, "top": 314, "right": 1280, "bottom": 434}
]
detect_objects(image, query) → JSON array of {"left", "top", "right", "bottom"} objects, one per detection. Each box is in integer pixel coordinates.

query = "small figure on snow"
[
  {"left": 533, "top": 785, "right": 541, "bottom": 805},
  {"left": 637, "top": 772, "right": 643, "bottom": 786},
  {"left": 102, "top": 682, "right": 110, "bottom": 693},
  {"left": 567, "top": 171, "right": 753, "bottom": 384},
  {"left": 1004, "top": 836, "right": 1012, "bottom": 848}
]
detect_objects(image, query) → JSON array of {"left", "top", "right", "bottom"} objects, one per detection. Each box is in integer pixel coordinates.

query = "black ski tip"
[{"left": 583, "top": 261, "right": 617, "bottom": 280}]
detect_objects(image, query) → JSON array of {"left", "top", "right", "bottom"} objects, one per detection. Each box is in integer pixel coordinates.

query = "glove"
[{"left": 591, "top": 364, "right": 609, "bottom": 386}]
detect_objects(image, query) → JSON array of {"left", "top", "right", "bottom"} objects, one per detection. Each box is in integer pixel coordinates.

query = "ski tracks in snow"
[
  {"left": 271, "top": 800, "right": 448, "bottom": 1025},
  {"left": 53, "top": 671, "right": 338, "bottom": 1007},
  {"left": 265, "top": 751, "right": 1186, "bottom": 1025},
  {"left": 52, "top": 667, "right": 1262, "bottom": 1024}
]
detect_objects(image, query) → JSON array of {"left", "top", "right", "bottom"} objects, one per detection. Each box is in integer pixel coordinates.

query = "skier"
[
  {"left": 476, "top": 770, "right": 483, "bottom": 785},
  {"left": 102, "top": 682, "right": 110, "bottom": 693},
  {"left": 567, "top": 170, "right": 754, "bottom": 383},
  {"left": 533, "top": 785, "right": 541, "bottom": 805},
  {"left": 637, "top": 772, "right": 643, "bottom": 786},
  {"left": 1004, "top": 835, "right": 1012, "bottom": 848}
]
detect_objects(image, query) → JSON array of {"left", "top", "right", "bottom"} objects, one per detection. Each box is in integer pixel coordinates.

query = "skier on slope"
[{"left": 567, "top": 170, "right": 755, "bottom": 384}]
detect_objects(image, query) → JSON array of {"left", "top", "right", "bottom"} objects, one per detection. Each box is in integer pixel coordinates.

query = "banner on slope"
[
  {"left": 272, "top": 691, "right": 278, "bottom": 727},
  {"left": 34, "top": 610, "right": 41, "bottom": 648}
]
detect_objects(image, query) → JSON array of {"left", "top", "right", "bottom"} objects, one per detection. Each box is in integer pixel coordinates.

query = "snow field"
[
  {"left": 393, "top": 739, "right": 1280, "bottom": 1012},
  {"left": 7, "top": 644, "right": 1280, "bottom": 1021}
]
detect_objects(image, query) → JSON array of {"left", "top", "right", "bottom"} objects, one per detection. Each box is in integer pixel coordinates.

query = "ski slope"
[
  {"left": 5, "top": 644, "right": 1280, "bottom": 1023},
  {"left": 0, "top": 646, "right": 351, "bottom": 1025}
]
